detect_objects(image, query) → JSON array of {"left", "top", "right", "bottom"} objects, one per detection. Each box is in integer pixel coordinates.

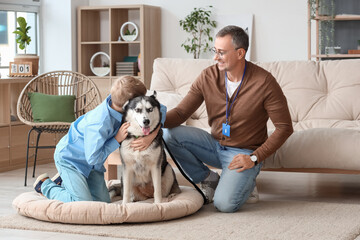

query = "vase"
[{"left": 122, "top": 35, "right": 137, "bottom": 42}]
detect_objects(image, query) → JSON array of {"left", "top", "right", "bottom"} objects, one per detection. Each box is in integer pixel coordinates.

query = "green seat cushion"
[{"left": 28, "top": 92, "right": 76, "bottom": 122}]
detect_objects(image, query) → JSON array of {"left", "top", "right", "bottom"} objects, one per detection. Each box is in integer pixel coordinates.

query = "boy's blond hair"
[{"left": 110, "top": 76, "right": 147, "bottom": 108}]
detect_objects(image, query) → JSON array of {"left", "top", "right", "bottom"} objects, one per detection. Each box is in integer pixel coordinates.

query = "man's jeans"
[{"left": 163, "top": 125, "right": 262, "bottom": 213}]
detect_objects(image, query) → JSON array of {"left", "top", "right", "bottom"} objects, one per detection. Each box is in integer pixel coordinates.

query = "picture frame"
[{"left": 9, "top": 62, "right": 33, "bottom": 76}]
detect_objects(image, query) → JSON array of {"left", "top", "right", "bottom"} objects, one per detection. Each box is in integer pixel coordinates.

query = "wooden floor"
[{"left": 1, "top": 162, "right": 360, "bottom": 239}]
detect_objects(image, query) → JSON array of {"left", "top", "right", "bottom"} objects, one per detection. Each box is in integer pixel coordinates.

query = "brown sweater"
[{"left": 164, "top": 61, "right": 293, "bottom": 163}]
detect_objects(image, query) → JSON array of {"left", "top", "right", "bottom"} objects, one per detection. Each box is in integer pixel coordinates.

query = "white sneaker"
[
  {"left": 33, "top": 173, "right": 49, "bottom": 194},
  {"left": 51, "top": 173, "right": 62, "bottom": 186},
  {"left": 246, "top": 186, "right": 259, "bottom": 204}
]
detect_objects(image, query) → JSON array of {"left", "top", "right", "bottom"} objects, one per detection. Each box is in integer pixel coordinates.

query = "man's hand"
[
  {"left": 115, "top": 122, "right": 130, "bottom": 143},
  {"left": 130, "top": 125, "right": 160, "bottom": 151},
  {"left": 228, "top": 154, "right": 255, "bottom": 172}
]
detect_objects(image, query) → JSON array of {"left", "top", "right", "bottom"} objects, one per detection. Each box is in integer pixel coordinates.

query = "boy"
[{"left": 33, "top": 76, "right": 166, "bottom": 203}]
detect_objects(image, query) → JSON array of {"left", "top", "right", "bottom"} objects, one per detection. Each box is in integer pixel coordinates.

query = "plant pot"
[
  {"left": 325, "top": 46, "right": 341, "bottom": 54},
  {"left": 92, "top": 67, "right": 110, "bottom": 77},
  {"left": 14, "top": 54, "right": 39, "bottom": 75},
  {"left": 122, "top": 35, "right": 137, "bottom": 42}
]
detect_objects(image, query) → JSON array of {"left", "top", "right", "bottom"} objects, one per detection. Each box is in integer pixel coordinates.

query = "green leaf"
[
  {"left": 179, "top": 6, "right": 217, "bottom": 59},
  {"left": 17, "top": 17, "right": 27, "bottom": 29},
  {"left": 12, "top": 30, "right": 24, "bottom": 36},
  {"left": 13, "top": 17, "right": 31, "bottom": 52}
]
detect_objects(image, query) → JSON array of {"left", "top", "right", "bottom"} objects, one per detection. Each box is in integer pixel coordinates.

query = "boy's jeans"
[
  {"left": 163, "top": 125, "right": 262, "bottom": 213},
  {"left": 41, "top": 154, "right": 111, "bottom": 203}
]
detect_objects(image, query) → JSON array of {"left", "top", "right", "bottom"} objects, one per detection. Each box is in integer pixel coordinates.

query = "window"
[{"left": 0, "top": 1, "right": 40, "bottom": 77}]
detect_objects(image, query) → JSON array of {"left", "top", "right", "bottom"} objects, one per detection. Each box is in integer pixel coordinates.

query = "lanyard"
[{"left": 225, "top": 62, "right": 247, "bottom": 124}]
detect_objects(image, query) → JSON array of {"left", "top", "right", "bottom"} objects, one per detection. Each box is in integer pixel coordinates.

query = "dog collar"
[{"left": 128, "top": 134, "right": 140, "bottom": 139}]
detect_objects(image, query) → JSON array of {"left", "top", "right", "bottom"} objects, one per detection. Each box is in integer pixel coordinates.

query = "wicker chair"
[{"left": 17, "top": 71, "right": 102, "bottom": 186}]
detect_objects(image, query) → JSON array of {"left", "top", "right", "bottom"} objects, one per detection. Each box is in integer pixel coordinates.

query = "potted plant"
[
  {"left": 179, "top": 6, "right": 217, "bottom": 59},
  {"left": 13, "top": 16, "right": 39, "bottom": 75},
  {"left": 123, "top": 29, "right": 136, "bottom": 41},
  {"left": 120, "top": 22, "right": 138, "bottom": 42}
]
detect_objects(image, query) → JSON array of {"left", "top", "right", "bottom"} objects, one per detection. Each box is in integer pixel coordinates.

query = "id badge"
[{"left": 222, "top": 123, "right": 230, "bottom": 137}]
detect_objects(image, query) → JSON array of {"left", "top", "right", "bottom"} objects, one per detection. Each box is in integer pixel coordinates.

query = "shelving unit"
[
  {"left": 77, "top": 5, "right": 161, "bottom": 99},
  {"left": 0, "top": 77, "right": 57, "bottom": 173},
  {"left": 308, "top": 0, "right": 360, "bottom": 60}
]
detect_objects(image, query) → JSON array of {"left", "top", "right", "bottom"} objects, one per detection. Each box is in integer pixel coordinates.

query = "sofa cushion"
[
  {"left": 154, "top": 90, "right": 210, "bottom": 130},
  {"left": 151, "top": 58, "right": 215, "bottom": 127},
  {"left": 263, "top": 128, "right": 360, "bottom": 169},
  {"left": 156, "top": 91, "right": 183, "bottom": 111},
  {"left": 150, "top": 58, "right": 215, "bottom": 94},
  {"left": 258, "top": 60, "right": 360, "bottom": 130}
]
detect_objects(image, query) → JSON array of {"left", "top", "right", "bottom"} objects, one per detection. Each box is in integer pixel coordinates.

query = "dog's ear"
[
  {"left": 122, "top": 100, "right": 129, "bottom": 110},
  {"left": 150, "top": 90, "right": 157, "bottom": 99}
]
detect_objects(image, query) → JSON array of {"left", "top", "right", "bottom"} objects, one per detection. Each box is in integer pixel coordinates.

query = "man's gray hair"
[{"left": 216, "top": 25, "right": 249, "bottom": 52}]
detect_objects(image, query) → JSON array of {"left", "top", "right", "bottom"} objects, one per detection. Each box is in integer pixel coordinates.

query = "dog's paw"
[
  {"left": 108, "top": 183, "right": 122, "bottom": 195},
  {"left": 167, "top": 193, "right": 177, "bottom": 200},
  {"left": 109, "top": 190, "right": 115, "bottom": 199}
]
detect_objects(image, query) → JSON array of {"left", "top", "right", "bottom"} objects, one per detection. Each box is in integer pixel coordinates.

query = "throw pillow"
[{"left": 28, "top": 92, "right": 76, "bottom": 122}]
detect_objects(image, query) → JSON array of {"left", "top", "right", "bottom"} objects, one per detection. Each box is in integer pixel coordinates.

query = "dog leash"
[{"left": 162, "top": 139, "right": 207, "bottom": 205}]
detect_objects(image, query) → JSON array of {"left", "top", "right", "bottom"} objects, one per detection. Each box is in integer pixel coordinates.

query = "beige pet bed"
[{"left": 12, "top": 186, "right": 203, "bottom": 224}]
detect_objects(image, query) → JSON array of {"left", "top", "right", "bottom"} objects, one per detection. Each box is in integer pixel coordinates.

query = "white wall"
[
  {"left": 40, "top": 0, "right": 308, "bottom": 73},
  {"left": 88, "top": 0, "right": 308, "bottom": 62},
  {"left": 41, "top": 0, "right": 88, "bottom": 72},
  {"left": 41, "top": 0, "right": 71, "bottom": 72}
]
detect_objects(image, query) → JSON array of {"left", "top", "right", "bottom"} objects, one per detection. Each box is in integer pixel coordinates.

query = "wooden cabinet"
[
  {"left": 0, "top": 127, "right": 10, "bottom": 169},
  {"left": 308, "top": 0, "right": 360, "bottom": 60},
  {"left": 0, "top": 77, "right": 55, "bottom": 173},
  {"left": 77, "top": 5, "right": 161, "bottom": 99}
]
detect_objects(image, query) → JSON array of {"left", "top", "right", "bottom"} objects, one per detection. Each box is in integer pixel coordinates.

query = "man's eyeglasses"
[{"left": 211, "top": 47, "right": 241, "bottom": 58}]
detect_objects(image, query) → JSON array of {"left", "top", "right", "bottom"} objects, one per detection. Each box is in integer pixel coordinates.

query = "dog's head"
[{"left": 122, "top": 92, "right": 161, "bottom": 137}]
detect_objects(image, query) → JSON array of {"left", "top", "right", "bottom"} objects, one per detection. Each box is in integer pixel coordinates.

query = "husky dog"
[{"left": 120, "top": 93, "right": 181, "bottom": 204}]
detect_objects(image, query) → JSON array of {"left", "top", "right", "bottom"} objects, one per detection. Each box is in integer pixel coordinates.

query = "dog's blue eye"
[
  {"left": 135, "top": 108, "right": 142, "bottom": 113},
  {"left": 147, "top": 108, "right": 153, "bottom": 112}
]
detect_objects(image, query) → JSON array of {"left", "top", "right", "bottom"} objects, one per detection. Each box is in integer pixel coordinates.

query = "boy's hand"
[
  {"left": 131, "top": 125, "right": 160, "bottom": 151},
  {"left": 115, "top": 122, "right": 130, "bottom": 143}
]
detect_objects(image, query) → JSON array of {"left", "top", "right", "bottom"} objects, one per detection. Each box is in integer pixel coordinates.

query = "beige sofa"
[{"left": 150, "top": 58, "right": 360, "bottom": 174}]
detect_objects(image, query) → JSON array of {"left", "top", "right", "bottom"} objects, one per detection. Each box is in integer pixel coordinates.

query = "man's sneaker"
[
  {"left": 246, "top": 186, "right": 259, "bottom": 204},
  {"left": 199, "top": 170, "right": 220, "bottom": 204},
  {"left": 51, "top": 173, "right": 62, "bottom": 186},
  {"left": 33, "top": 173, "right": 49, "bottom": 194}
]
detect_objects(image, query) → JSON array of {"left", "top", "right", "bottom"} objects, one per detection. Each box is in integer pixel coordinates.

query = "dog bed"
[{"left": 12, "top": 186, "right": 203, "bottom": 224}]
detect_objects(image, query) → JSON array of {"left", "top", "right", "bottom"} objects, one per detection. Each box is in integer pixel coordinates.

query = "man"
[{"left": 163, "top": 25, "right": 293, "bottom": 213}]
